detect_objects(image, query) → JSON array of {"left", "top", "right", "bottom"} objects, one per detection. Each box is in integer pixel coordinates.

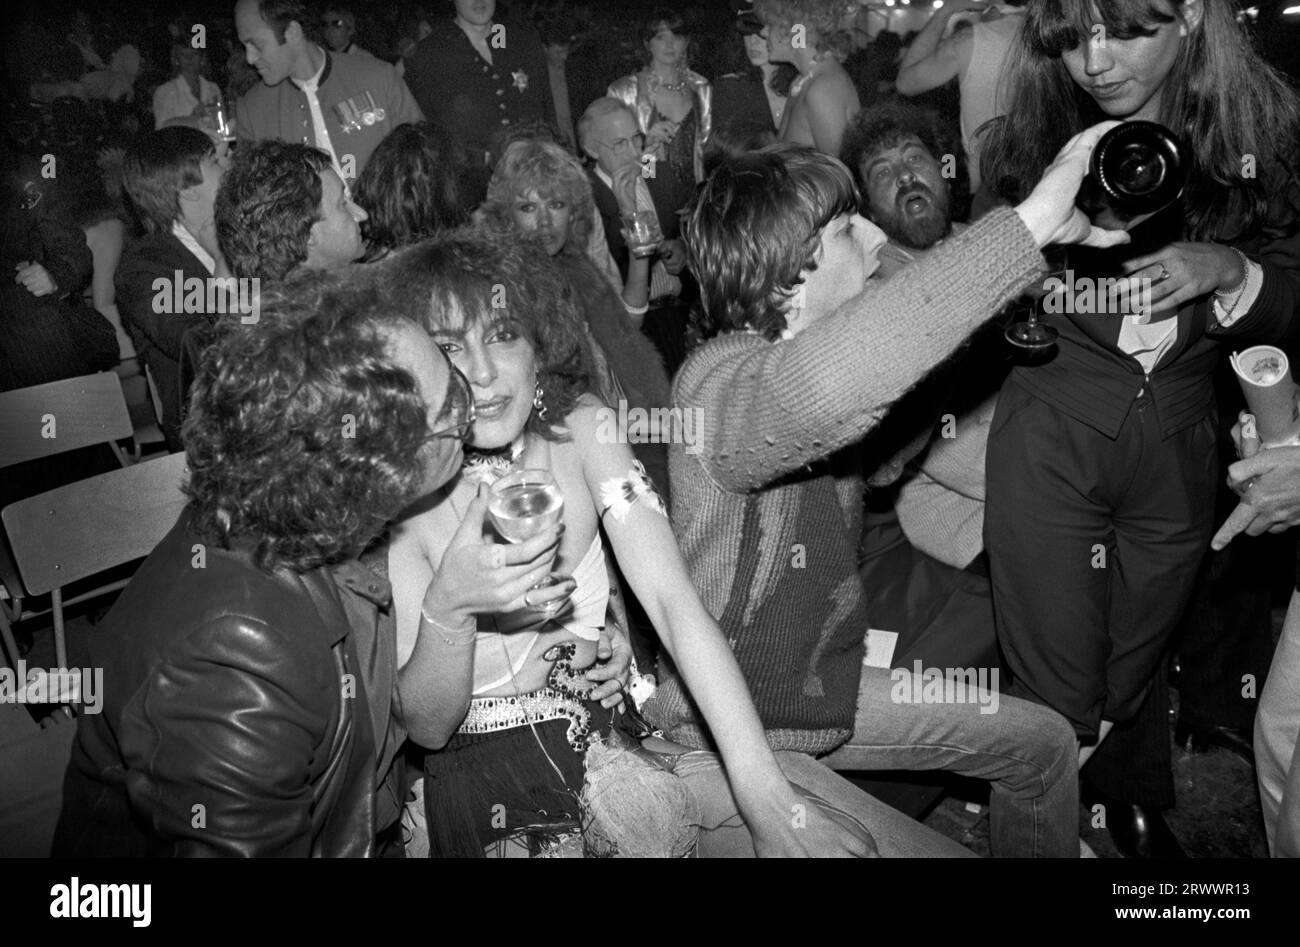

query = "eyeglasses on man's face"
[
  {"left": 322, "top": 18, "right": 349, "bottom": 29},
  {"left": 598, "top": 132, "right": 646, "bottom": 156},
  {"left": 425, "top": 365, "right": 476, "bottom": 442}
]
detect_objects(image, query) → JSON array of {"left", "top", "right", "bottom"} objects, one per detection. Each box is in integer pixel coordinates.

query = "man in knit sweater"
[{"left": 643, "top": 131, "right": 1129, "bottom": 856}]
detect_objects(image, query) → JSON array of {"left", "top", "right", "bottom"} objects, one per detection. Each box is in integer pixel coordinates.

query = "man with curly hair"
[
  {"left": 52, "top": 265, "right": 480, "bottom": 856},
  {"left": 215, "top": 139, "right": 368, "bottom": 282},
  {"left": 840, "top": 100, "right": 970, "bottom": 270}
]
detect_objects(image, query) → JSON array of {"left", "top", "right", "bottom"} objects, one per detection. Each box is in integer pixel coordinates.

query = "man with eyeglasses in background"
[{"left": 579, "top": 96, "right": 694, "bottom": 374}]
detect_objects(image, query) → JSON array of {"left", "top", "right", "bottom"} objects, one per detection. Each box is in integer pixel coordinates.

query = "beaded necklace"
[{"left": 644, "top": 67, "right": 690, "bottom": 95}]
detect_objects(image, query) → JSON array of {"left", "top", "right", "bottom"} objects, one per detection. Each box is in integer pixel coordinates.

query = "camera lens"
[
  {"left": 1076, "top": 121, "right": 1188, "bottom": 230},
  {"left": 1113, "top": 144, "right": 1165, "bottom": 196}
]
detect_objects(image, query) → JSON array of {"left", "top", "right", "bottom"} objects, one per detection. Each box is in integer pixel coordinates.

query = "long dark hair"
[
  {"left": 353, "top": 122, "right": 470, "bottom": 253},
  {"left": 980, "top": 0, "right": 1300, "bottom": 241},
  {"left": 641, "top": 7, "right": 692, "bottom": 67}
]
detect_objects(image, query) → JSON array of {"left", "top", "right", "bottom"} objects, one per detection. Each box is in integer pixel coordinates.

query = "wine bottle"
[{"left": 1075, "top": 120, "right": 1188, "bottom": 232}]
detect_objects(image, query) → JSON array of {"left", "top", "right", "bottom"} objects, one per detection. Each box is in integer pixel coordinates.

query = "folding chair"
[
  {"left": 1, "top": 452, "right": 189, "bottom": 671},
  {"left": 0, "top": 370, "right": 134, "bottom": 470},
  {"left": 0, "top": 372, "right": 137, "bottom": 668}
]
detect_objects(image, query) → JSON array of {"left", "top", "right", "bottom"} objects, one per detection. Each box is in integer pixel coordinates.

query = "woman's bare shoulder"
[
  {"left": 807, "top": 68, "right": 857, "bottom": 102},
  {"left": 564, "top": 393, "right": 612, "bottom": 430}
]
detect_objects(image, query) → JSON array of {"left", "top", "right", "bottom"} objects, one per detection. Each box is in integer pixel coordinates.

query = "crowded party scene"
[{"left": 2, "top": 0, "right": 1300, "bottom": 883}]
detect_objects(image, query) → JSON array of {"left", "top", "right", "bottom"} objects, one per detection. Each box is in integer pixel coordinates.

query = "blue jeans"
[
  {"left": 672, "top": 749, "right": 974, "bottom": 857},
  {"left": 818, "top": 666, "right": 1079, "bottom": 857}
]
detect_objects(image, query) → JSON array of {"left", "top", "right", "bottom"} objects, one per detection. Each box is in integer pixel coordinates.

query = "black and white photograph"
[{"left": 1, "top": 0, "right": 1297, "bottom": 925}]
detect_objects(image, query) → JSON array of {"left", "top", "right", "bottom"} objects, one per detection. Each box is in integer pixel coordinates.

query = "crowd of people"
[{"left": 5, "top": 0, "right": 1300, "bottom": 859}]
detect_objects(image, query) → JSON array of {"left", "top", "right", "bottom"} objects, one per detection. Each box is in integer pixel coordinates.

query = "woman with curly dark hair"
[
  {"left": 352, "top": 122, "right": 472, "bottom": 259},
  {"left": 977, "top": 0, "right": 1300, "bottom": 856},
  {"left": 384, "top": 227, "right": 874, "bottom": 857}
]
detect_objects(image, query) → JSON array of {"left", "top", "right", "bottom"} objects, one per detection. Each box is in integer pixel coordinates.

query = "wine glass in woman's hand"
[
  {"left": 422, "top": 483, "right": 570, "bottom": 623},
  {"left": 489, "top": 469, "right": 574, "bottom": 614}
]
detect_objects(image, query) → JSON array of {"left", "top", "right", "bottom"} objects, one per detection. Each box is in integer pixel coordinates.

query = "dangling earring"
[{"left": 533, "top": 378, "right": 549, "bottom": 421}]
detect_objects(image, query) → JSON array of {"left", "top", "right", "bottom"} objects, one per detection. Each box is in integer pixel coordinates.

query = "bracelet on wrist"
[
  {"left": 420, "top": 605, "right": 475, "bottom": 646},
  {"left": 1216, "top": 247, "right": 1250, "bottom": 298},
  {"left": 1214, "top": 247, "right": 1252, "bottom": 319}
]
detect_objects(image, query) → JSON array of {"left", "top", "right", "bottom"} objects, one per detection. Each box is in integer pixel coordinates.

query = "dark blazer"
[
  {"left": 402, "top": 17, "right": 554, "bottom": 163},
  {"left": 0, "top": 206, "right": 116, "bottom": 392},
  {"left": 1006, "top": 179, "right": 1300, "bottom": 439},
  {"left": 53, "top": 512, "right": 395, "bottom": 857},
  {"left": 115, "top": 232, "right": 219, "bottom": 448}
]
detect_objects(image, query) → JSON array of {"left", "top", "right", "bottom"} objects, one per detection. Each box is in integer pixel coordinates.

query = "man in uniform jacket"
[
  {"left": 402, "top": 0, "right": 554, "bottom": 167},
  {"left": 233, "top": 0, "right": 422, "bottom": 182}
]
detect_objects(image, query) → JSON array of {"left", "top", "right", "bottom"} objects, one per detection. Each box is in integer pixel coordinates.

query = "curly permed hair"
[
  {"left": 481, "top": 138, "right": 594, "bottom": 258},
  {"left": 181, "top": 266, "right": 431, "bottom": 572},
  {"left": 754, "top": 0, "right": 857, "bottom": 62},
  {"left": 215, "top": 140, "right": 331, "bottom": 281},
  {"left": 378, "top": 227, "right": 596, "bottom": 442}
]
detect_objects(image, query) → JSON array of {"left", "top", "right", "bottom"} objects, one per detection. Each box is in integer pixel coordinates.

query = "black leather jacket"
[{"left": 53, "top": 511, "right": 398, "bottom": 857}]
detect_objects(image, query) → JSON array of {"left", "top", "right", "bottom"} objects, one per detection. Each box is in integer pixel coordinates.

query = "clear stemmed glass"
[
  {"left": 1003, "top": 299, "right": 1059, "bottom": 350},
  {"left": 488, "top": 469, "right": 571, "bottom": 615},
  {"left": 1005, "top": 253, "right": 1065, "bottom": 351}
]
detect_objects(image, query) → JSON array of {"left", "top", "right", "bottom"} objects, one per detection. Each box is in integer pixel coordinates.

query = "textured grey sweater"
[{"left": 644, "top": 207, "right": 1044, "bottom": 754}]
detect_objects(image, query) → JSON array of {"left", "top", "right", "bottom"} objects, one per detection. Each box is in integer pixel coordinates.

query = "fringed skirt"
[{"left": 422, "top": 643, "right": 613, "bottom": 857}]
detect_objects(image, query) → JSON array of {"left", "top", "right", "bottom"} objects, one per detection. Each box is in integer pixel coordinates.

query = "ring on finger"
[
  {"left": 1157, "top": 262, "right": 1170, "bottom": 281},
  {"left": 522, "top": 588, "right": 534, "bottom": 608}
]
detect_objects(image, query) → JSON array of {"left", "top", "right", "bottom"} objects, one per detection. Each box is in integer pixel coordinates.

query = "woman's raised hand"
[
  {"left": 421, "top": 482, "right": 572, "bottom": 623},
  {"left": 1015, "top": 121, "right": 1132, "bottom": 251}
]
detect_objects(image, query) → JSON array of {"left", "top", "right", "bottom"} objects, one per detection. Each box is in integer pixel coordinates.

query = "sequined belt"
[{"left": 458, "top": 643, "right": 600, "bottom": 751}]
